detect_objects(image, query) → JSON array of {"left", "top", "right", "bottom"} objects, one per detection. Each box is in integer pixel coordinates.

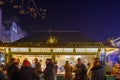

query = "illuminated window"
[{"left": 12, "top": 27, "right": 17, "bottom": 33}]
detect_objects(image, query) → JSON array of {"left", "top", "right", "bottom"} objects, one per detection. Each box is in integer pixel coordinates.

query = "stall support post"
[
  {"left": 51, "top": 49, "right": 55, "bottom": 62},
  {"left": 8, "top": 48, "right": 12, "bottom": 63}
]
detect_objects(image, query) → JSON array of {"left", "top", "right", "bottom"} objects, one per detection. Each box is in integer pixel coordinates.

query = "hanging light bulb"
[
  {"left": 19, "top": 9, "right": 25, "bottom": 14},
  {"left": 13, "top": 5, "right": 19, "bottom": 9}
]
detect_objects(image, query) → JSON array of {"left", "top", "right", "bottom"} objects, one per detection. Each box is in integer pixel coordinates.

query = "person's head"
[
  {"left": 94, "top": 57, "right": 99, "bottom": 62},
  {"left": 54, "top": 61, "right": 57, "bottom": 64},
  {"left": 65, "top": 60, "right": 69, "bottom": 64},
  {"left": 22, "top": 59, "right": 31, "bottom": 67},
  {"left": 46, "top": 58, "right": 50, "bottom": 64},
  {"left": 0, "top": 64, "right": 4, "bottom": 71},
  {"left": 16, "top": 58, "right": 20, "bottom": 64},
  {"left": 40, "top": 60, "right": 42, "bottom": 63},
  {"left": 49, "top": 58, "right": 53, "bottom": 64},
  {"left": 11, "top": 57, "right": 16, "bottom": 63},
  {"left": 87, "top": 63, "right": 91, "bottom": 67},
  {"left": 34, "top": 58, "right": 38, "bottom": 62},
  {"left": 77, "top": 58, "right": 81, "bottom": 63},
  {"left": 93, "top": 58, "right": 100, "bottom": 67}
]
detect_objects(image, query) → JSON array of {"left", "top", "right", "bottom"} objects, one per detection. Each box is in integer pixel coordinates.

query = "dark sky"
[{"left": 2, "top": 0, "right": 120, "bottom": 42}]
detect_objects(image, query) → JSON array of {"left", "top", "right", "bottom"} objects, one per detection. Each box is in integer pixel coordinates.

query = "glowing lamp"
[
  {"left": 19, "top": 9, "right": 25, "bottom": 14},
  {"left": 13, "top": 5, "right": 19, "bottom": 9}
]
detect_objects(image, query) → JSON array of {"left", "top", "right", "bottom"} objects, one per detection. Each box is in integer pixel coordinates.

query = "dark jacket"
[
  {"left": 74, "top": 63, "right": 87, "bottom": 80},
  {"left": 44, "top": 63, "right": 54, "bottom": 80},
  {"left": 91, "top": 66, "right": 104, "bottom": 80},
  {"left": 35, "top": 61, "right": 42, "bottom": 75},
  {"left": 7, "top": 62, "right": 20, "bottom": 80},
  {"left": 19, "top": 66, "right": 39, "bottom": 80}
]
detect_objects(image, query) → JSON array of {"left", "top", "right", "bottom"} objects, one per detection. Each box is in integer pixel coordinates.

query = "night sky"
[{"left": 2, "top": 0, "right": 120, "bottom": 42}]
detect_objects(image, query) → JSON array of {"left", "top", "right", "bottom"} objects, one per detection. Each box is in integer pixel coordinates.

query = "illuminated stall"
[
  {"left": 4, "top": 46, "right": 104, "bottom": 72},
  {"left": 1, "top": 31, "right": 107, "bottom": 72}
]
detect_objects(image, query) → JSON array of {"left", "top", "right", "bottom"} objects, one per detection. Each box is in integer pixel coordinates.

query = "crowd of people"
[
  {"left": 0, "top": 57, "right": 106, "bottom": 80},
  {"left": 64, "top": 58, "right": 104, "bottom": 80},
  {"left": 0, "top": 57, "right": 59, "bottom": 80}
]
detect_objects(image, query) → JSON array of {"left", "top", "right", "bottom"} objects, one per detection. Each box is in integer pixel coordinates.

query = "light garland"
[{"left": 0, "top": 0, "right": 46, "bottom": 19}]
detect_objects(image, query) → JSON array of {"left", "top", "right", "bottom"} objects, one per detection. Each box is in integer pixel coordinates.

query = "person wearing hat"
[{"left": 19, "top": 59, "right": 39, "bottom": 80}]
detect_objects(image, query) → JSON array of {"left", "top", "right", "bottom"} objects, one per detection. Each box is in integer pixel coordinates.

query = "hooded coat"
[{"left": 19, "top": 59, "right": 39, "bottom": 80}]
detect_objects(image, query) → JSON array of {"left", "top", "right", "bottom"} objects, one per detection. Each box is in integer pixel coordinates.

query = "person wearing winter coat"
[
  {"left": 34, "top": 58, "right": 42, "bottom": 79},
  {"left": 74, "top": 58, "right": 87, "bottom": 80},
  {"left": 6, "top": 58, "right": 20, "bottom": 80},
  {"left": 54, "top": 61, "right": 58, "bottom": 80},
  {"left": 91, "top": 58, "right": 104, "bottom": 80},
  {"left": 19, "top": 59, "right": 39, "bottom": 80},
  {"left": 64, "top": 60, "right": 73, "bottom": 80},
  {"left": 44, "top": 58, "right": 54, "bottom": 80}
]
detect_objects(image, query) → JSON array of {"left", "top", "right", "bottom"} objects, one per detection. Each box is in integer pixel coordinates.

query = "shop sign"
[
  {"left": 53, "top": 48, "right": 73, "bottom": 52},
  {"left": 11, "top": 48, "right": 29, "bottom": 52},
  {"left": 75, "top": 48, "right": 98, "bottom": 53},
  {"left": 31, "top": 48, "right": 51, "bottom": 52}
]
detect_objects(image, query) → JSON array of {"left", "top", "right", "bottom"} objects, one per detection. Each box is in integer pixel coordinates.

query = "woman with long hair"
[{"left": 91, "top": 58, "right": 104, "bottom": 80}]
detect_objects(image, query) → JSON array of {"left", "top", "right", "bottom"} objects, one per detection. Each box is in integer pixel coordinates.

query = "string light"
[{"left": 0, "top": 0, "right": 47, "bottom": 19}]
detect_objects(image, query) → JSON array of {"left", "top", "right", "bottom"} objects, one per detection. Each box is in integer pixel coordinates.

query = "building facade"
[
  {"left": 0, "top": 8, "right": 27, "bottom": 43},
  {"left": 1, "top": 21, "right": 27, "bottom": 43}
]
